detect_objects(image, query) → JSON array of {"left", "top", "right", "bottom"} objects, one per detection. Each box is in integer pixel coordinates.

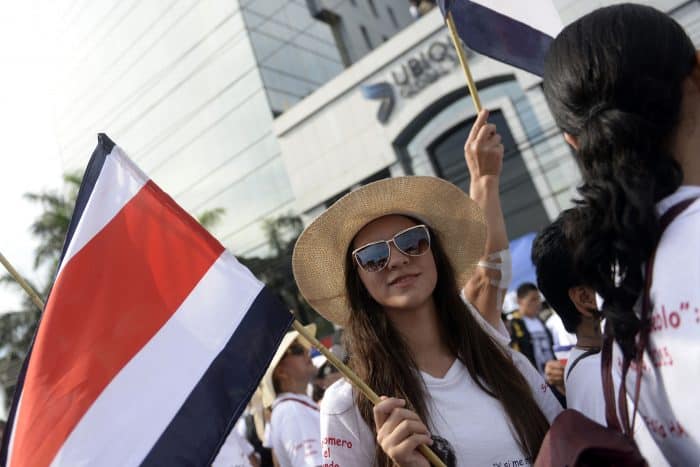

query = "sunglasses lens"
[
  {"left": 395, "top": 227, "right": 430, "bottom": 256},
  {"left": 287, "top": 344, "right": 306, "bottom": 356},
  {"left": 354, "top": 242, "right": 390, "bottom": 272}
]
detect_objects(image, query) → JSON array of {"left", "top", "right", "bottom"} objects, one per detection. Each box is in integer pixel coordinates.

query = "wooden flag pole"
[
  {"left": 292, "top": 320, "right": 447, "bottom": 467},
  {"left": 446, "top": 11, "right": 482, "bottom": 112},
  {"left": 0, "top": 251, "right": 45, "bottom": 311}
]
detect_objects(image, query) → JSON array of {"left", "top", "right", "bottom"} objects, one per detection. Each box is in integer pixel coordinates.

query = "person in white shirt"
[
  {"left": 544, "top": 6, "right": 700, "bottom": 462},
  {"left": 259, "top": 324, "right": 322, "bottom": 467},
  {"left": 292, "top": 110, "right": 562, "bottom": 467},
  {"left": 531, "top": 208, "right": 668, "bottom": 466}
]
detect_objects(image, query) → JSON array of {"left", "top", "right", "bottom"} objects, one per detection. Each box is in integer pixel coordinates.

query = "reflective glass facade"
[
  {"left": 241, "top": 0, "right": 345, "bottom": 115},
  {"left": 50, "top": 1, "right": 415, "bottom": 257}
]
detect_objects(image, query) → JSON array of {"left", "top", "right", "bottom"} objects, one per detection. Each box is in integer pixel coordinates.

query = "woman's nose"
[{"left": 386, "top": 242, "right": 409, "bottom": 269}]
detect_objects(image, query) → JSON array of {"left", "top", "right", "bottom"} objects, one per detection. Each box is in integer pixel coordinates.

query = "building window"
[
  {"left": 387, "top": 6, "right": 399, "bottom": 28},
  {"left": 349, "top": 0, "right": 357, "bottom": 5},
  {"left": 367, "top": 0, "right": 379, "bottom": 17},
  {"left": 360, "top": 25, "right": 373, "bottom": 50}
]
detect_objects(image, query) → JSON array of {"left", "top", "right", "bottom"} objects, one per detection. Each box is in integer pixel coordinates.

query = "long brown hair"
[{"left": 344, "top": 224, "right": 550, "bottom": 466}]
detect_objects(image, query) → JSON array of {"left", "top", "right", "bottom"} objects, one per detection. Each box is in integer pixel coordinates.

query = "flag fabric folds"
[
  {"left": 0, "top": 134, "right": 293, "bottom": 466},
  {"left": 438, "top": 0, "right": 563, "bottom": 76}
]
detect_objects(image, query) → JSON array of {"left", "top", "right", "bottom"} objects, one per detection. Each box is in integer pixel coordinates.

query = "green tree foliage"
[{"left": 0, "top": 172, "right": 81, "bottom": 409}]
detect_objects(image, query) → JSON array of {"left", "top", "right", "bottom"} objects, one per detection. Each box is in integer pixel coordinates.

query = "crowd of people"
[{"left": 215, "top": 3, "right": 700, "bottom": 466}]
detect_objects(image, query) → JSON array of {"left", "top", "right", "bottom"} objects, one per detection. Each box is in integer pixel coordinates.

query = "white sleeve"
[
  {"left": 320, "top": 380, "right": 375, "bottom": 467},
  {"left": 270, "top": 404, "right": 323, "bottom": 467},
  {"left": 461, "top": 294, "right": 511, "bottom": 347},
  {"left": 510, "top": 350, "right": 563, "bottom": 423}
]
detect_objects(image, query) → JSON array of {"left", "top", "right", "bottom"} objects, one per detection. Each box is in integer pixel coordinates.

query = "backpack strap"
[{"left": 565, "top": 347, "right": 601, "bottom": 381}]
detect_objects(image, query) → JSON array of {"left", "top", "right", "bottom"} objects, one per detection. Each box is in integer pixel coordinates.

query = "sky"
[{"left": 0, "top": 3, "right": 64, "bottom": 315}]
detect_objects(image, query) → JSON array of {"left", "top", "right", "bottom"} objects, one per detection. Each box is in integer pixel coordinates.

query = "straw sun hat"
[
  {"left": 260, "top": 323, "right": 316, "bottom": 408},
  {"left": 292, "top": 176, "right": 486, "bottom": 327}
]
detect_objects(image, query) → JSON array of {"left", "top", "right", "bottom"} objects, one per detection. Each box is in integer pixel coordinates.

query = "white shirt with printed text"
[
  {"left": 319, "top": 302, "right": 562, "bottom": 467},
  {"left": 266, "top": 393, "right": 322, "bottom": 467},
  {"left": 611, "top": 186, "right": 700, "bottom": 465}
]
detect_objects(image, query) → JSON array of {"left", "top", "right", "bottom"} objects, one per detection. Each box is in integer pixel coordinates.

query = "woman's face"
[{"left": 352, "top": 215, "right": 438, "bottom": 312}]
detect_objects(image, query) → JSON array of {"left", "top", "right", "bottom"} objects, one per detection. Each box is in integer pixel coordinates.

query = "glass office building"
[{"left": 50, "top": 0, "right": 415, "bottom": 257}]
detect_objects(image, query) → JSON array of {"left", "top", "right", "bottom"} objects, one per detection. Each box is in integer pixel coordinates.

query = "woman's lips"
[{"left": 389, "top": 273, "right": 420, "bottom": 287}]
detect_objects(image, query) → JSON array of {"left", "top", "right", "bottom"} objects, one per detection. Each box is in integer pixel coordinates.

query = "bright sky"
[{"left": 0, "top": 3, "right": 64, "bottom": 315}]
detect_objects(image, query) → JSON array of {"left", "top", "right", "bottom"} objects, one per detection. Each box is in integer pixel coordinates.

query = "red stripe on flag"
[{"left": 10, "top": 180, "right": 224, "bottom": 467}]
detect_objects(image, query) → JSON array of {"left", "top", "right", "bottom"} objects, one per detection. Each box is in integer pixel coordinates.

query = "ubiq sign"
[
  {"left": 361, "top": 36, "right": 463, "bottom": 124},
  {"left": 390, "top": 36, "right": 460, "bottom": 98}
]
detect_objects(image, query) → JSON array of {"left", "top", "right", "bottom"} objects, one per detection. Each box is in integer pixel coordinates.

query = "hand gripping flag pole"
[{"left": 293, "top": 321, "right": 448, "bottom": 467}]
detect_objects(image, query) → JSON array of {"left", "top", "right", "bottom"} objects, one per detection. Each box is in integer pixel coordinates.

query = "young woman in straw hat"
[{"left": 292, "top": 110, "right": 562, "bottom": 467}]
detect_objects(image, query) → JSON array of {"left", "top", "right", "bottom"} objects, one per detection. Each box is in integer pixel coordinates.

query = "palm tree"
[{"left": 0, "top": 172, "right": 81, "bottom": 409}]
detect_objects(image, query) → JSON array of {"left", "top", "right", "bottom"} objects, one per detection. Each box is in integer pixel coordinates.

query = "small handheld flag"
[{"left": 438, "top": 0, "right": 563, "bottom": 77}]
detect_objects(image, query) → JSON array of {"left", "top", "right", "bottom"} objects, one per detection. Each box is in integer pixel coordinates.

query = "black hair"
[
  {"left": 543, "top": 4, "right": 695, "bottom": 358},
  {"left": 532, "top": 209, "right": 584, "bottom": 333},
  {"left": 516, "top": 282, "right": 538, "bottom": 300}
]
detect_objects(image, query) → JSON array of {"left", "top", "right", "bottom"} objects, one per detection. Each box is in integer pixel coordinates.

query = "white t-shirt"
[
  {"left": 212, "top": 427, "right": 254, "bottom": 467},
  {"left": 522, "top": 316, "right": 555, "bottom": 373},
  {"left": 610, "top": 186, "right": 700, "bottom": 465},
  {"left": 320, "top": 302, "right": 562, "bottom": 467},
  {"left": 565, "top": 347, "right": 668, "bottom": 467},
  {"left": 266, "top": 393, "right": 323, "bottom": 467}
]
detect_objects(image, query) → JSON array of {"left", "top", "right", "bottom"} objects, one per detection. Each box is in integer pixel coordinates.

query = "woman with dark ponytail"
[{"left": 543, "top": 4, "right": 700, "bottom": 464}]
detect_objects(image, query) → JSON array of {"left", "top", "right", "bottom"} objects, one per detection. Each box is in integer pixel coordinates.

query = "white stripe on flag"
[
  {"left": 50, "top": 251, "right": 264, "bottom": 466},
  {"left": 471, "top": 0, "right": 562, "bottom": 37},
  {"left": 57, "top": 146, "right": 147, "bottom": 277}
]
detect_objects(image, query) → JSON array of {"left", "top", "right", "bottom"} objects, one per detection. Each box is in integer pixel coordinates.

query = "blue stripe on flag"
[
  {"left": 0, "top": 134, "right": 114, "bottom": 466},
  {"left": 442, "top": 0, "right": 553, "bottom": 76},
  {"left": 142, "top": 286, "right": 293, "bottom": 466}
]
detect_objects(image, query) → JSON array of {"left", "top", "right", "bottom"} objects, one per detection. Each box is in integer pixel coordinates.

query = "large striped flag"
[
  {"left": 438, "top": 0, "right": 563, "bottom": 76},
  {"left": 0, "top": 134, "right": 293, "bottom": 466}
]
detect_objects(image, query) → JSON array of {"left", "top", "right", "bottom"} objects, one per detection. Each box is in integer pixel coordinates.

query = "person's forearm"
[{"left": 470, "top": 176, "right": 508, "bottom": 255}]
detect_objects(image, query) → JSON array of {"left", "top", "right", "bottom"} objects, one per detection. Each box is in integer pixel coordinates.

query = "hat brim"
[
  {"left": 260, "top": 323, "right": 316, "bottom": 407},
  {"left": 292, "top": 176, "right": 486, "bottom": 327}
]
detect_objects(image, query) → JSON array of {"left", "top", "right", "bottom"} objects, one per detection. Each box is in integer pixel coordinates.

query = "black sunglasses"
[
  {"left": 352, "top": 224, "right": 431, "bottom": 273},
  {"left": 285, "top": 343, "right": 307, "bottom": 357}
]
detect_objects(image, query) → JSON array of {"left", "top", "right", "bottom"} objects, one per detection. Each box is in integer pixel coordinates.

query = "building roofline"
[{"left": 274, "top": 9, "right": 443, "bottom": 137}]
